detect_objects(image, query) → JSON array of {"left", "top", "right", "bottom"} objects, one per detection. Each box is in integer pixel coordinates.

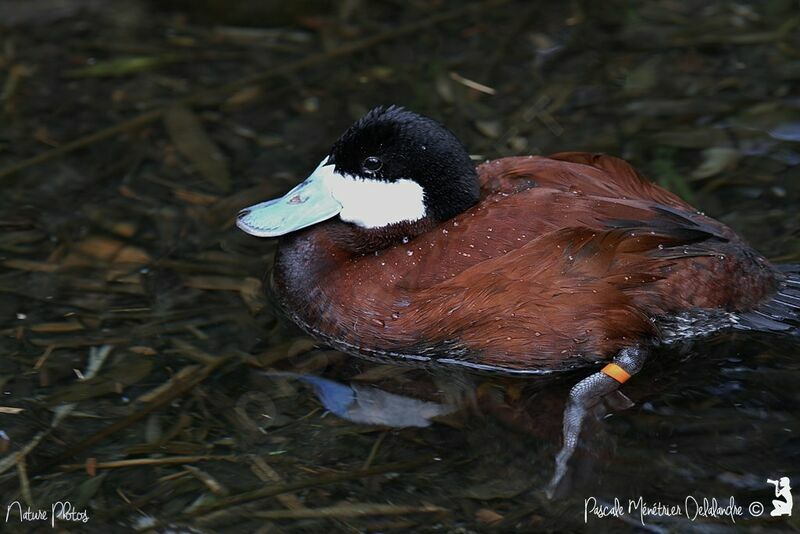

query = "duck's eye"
[{"left": 362, "top": 156, "right": 382, "bottom": 173}]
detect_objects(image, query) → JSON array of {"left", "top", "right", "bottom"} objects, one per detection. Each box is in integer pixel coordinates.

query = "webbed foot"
[{"left": 545, "top": 346, "right": 648, "bottom": 497}]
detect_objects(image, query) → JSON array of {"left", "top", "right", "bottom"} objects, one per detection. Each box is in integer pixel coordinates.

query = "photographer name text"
[{"left": 584, "top": 495, "right": 763, "bottom": 525}]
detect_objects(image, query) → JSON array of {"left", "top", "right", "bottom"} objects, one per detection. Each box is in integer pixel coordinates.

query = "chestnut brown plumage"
[{"left": 272, "top": 153, "right": 782, "bottom": 373}]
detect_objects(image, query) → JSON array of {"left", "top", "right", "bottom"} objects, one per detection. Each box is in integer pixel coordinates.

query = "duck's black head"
[
  {"left": 237, "top": 105, "right": 480, "bottom": 252},
  {"left": 327, "top": 105, "right": 479, "bottom": 224}
]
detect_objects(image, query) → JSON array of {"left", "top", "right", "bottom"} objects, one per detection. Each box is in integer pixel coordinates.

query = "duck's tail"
[{"left": 738, "top": 264, "right": 800, "bottom": 334}]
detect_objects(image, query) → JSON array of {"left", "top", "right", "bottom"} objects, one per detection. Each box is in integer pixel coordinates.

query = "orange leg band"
[{"left": 601, "top": 363, "right": 631, "bottom": 384}]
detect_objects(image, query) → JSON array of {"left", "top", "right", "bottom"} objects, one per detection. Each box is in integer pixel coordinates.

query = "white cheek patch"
[{"left": 321, "top": 168, "right": 427, "bottom": 229}]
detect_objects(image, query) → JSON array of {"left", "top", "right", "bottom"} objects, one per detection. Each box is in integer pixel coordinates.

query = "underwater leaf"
[
  {"left": 74, "top": 472, "right": 108, "bottom": 509},
  {"left": 164, "top": 106, "right": 231, "bottom": 192},
  {"left": 265, "top": 372, "right": 457, "bottom": 428},
  {"left": 474, "top": 120, "right": 502, "bottom": 139},
  {"left": 623, "top": 57, "right": 660, "bottom": 94},
  {"left": 769, "top": 122, "right": 800, "bottom": 142},
  {"left": 475, "top": 508, "right": 504, "bottom": 525},
  {"left": 691, "top": 147, "right": 740, "bottom": 179},
  {"left": 435, "top": 72, "right": 455, "bottom": 103},
  {"left": 62, "top": 236, "right": 151, "bottom": 266}
]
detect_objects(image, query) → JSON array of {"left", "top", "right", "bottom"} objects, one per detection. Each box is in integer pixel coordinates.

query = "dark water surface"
[{"left": 1, "top": 0, "right": 799, "bottom": 532}]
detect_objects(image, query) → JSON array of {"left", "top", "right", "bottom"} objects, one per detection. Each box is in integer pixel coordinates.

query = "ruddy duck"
[{"left": 237, "top": 106, "right": 799, "bottom": 493}]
